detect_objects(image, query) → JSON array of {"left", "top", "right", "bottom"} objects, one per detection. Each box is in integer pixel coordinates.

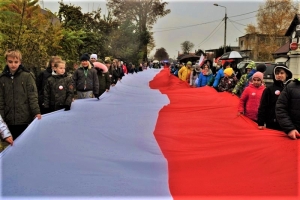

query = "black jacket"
[
  {"left": 36, "top": 67, "right": 52, "bottom": 104},
  {"left": 257, "top": 80, "right": 285, "bottom": 130},
  {"left": 0, "top": 65, "right": 40, "bottom": 125},
  {"left": 275, "top": 79, "right": 300, "bottom": 134},
  {"left": 44, "top": 73, "right": 74, "bottom": 112}
]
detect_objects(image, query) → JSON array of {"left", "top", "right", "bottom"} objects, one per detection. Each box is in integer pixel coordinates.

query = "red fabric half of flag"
[{"left": 150, "top": 68, "right": 299, "bottom": 200}]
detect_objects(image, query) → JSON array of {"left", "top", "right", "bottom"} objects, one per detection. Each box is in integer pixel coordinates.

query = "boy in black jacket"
[{"left": 276, "top": 77, "right": 300, "bottom": 140}]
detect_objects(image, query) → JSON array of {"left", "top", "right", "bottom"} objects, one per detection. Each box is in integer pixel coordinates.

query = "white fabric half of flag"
[{"left": 0, "top": 69, "right": 172, "bottom": 200}]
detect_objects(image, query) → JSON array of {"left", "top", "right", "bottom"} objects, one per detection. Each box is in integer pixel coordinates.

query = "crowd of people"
[
  {"left": 0, "top": 50, "right": 152, "bottom": 150},
  {"left": 170, "top": 58, "right": 300, "bottom": 140},
  {"left": 0, "top": 50, "right": 300, "bottom": 151}
]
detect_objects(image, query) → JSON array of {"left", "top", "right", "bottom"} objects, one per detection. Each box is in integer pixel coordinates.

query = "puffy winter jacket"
[
  {"left": 197, "top": 70, "right": 213, "bottom": 87},
  {"left": 44, "top": 73, "right": 74, "bottom": 111},
  {"left": 276, "top": 79, "right": 300, "bottom": 134},
  {"left": 0, "top": 65, "right": 40, "bottom": 125},
  {"left": 73, "top": 64, "right": 99, "bottom": 95},
  {"left": 238, "top": 84, "right": 265, "bottom": 121}
]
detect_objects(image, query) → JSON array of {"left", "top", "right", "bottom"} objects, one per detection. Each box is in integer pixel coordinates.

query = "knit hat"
[
  {"left": 252, "top": 72, "right": 264, "bottom": 81},
  {"left": 246, "top": 61, "right": 255, "bottom": 69},
  {"left": 80, "top": 53, "right": 90, "bottom": 61},
  {"left": 256, "top": 63, "right": 266, "bottom": 73},
  {"left": 90, "top": 54, "right": 97, "bottom": 60},
  {"left": 186, "top": 61, "right": 192, "bottom": 66},
  {"left": 224, "top": 67, "right": 234, "bottom": 76}
]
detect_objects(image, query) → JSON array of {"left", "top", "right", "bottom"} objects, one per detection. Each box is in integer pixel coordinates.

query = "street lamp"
[{"left": 214, "top": 3, "right": 227, "bottom": 53}]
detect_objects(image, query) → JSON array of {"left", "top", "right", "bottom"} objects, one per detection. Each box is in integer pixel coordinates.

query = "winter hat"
[
  {"left": 256, "top": 63, "right": 267, "bottom": 73},
  {"left": 186, "top": 61, "right": 192, "bottom": 66},
  {"left": 80, "top": 53, "right": 90, "bottom": 61},
  {"left": 273, "top": 64, "right": 293, "bottom": 80},
  {"left": 90, "top": 54, "right": 97, "bottom": 60},
  {"left": 224, "top": 67, "right": 234, "bottom": 76},
  {"left": 246, "top": 61, "right": 255, "bottom": 69},
  {"left": 252, "top": 72, "right": 264, "bottom": 81}
]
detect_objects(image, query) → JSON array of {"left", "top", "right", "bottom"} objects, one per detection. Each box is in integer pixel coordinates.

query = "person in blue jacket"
[
  {"left": 212, "top": 61, "right": 231, "bottom": 90},
  {"left": 197, "top": 64, "right": 213, "bottom": 87}
]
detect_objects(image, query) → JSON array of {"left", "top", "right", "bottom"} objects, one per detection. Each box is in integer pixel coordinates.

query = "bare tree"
[{"left": 181, "top": 41, "right": 194, "bottom": 54}]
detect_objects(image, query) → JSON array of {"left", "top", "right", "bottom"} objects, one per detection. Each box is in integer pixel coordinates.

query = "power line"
[
  {"left": 152, "top": 19, "right": 222, "bottom": 33},
  {"left": 228, "top": 10, "right": 258, "bottom": 18},
  {"left": 152, "top": 1, "right": 286, "bottom": 33},
  {"left": 229, "top": 1, "right": 285, "bottom": 18},
  {"left": 197, "top": 20, "right": 224, "bottom": 47},
  {"left": 228, "top": 19, "right": 248, "bottom": 26},
  {"left": 228, "top": 19, "right": 245, "bottom": 34},
  {"left": 234, "top": 15, "right": 257, "bottom": 22}
]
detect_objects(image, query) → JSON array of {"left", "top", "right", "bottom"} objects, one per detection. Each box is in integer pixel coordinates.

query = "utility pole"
[
  {"left": 40, "top": 0, "right": 44, "bottom": 9},
  {"left": 224, "top": 9, "right": 227, "bottom": 53},
  {"left": 214, "top": 4, "right": 227, "bottom": 53}
]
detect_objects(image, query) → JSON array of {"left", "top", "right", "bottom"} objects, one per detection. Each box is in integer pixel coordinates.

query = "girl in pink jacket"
[{"left": 238, "top": 72, "right": 265, "bottom": 122}]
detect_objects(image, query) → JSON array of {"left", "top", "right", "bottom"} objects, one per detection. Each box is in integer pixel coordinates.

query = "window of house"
[{"left": 240, "top": 41, "right": 243, "bottom": 47}]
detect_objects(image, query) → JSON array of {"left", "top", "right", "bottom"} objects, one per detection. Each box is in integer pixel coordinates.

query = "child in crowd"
[
  {"left": 276, "top": 77, "right": 300, "bottom": 140},
  {"left": 73, "top": 54, "right": 99, "bottom": 99},
  {"left": 44, "top": 60, "right": 74, "bottom": 112},
  {"left": 178, "top": 61, "right": 192, "bottom": 82},
  {"left": 190, "top": 65, "right": 201, "bottom": 87},
  {"left": 197, "top": 64, "right": 213, "bottom": 87},
  {"left": 218, "top": 67, "right": 237, "bottom": 92},
  {"left": 238, "top": 72, "right": 265, "bottom": 122},
  {"left": 37, "top": 56, "right": 62, "bottom": 114},
  {"left": 257, "top": 65, "right": 292, "bottom": 130},
  {"left": 213, "top": 61, "right": 231, "bottom": 90},
  {"left": 94, "top": 62, "right": 111, "bottom": 96},
  {"left": 232, "top": 61, "right": 256, "bottom": 96},
  {"left": 0, "top": 50, "right": 41, "bottom": 140},
  {"left": 0, "top": 115, "right": 13, "bottom": 146}
]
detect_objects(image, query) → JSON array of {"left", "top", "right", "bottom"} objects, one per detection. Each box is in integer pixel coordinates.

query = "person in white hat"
[{"left": 90, "top": 54, "right": 97, "bottom": 63}]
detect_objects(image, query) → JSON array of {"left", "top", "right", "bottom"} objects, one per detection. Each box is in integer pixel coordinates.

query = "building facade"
[{"left": 239, "top": 34, "right": 288, "bottom": 61}]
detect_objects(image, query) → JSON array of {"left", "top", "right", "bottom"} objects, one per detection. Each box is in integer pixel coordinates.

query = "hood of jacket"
[
  {"left": 272, "top": 65, "right": 293, "bottom": 85},
  {"left": 1, "top": 64, "right": 29, "bottom": 78}
]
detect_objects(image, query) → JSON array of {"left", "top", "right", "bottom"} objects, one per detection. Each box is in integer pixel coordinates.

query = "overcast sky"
[{"left": 42, "top": 0, "right": 268, "bottom": 58}]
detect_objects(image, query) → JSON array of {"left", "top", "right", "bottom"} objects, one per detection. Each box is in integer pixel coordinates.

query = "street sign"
[{"left": 290, "top": 42, "right": 298, "bottom": 50}]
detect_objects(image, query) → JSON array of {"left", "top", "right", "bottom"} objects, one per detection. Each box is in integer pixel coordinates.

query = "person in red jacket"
[{"left": 238, "top": 72, "right": 265, "bottom": 122}]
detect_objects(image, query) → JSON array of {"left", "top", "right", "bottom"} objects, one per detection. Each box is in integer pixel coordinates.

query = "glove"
[
  {"left": 94, "top": 93, "right": 100, "bottom": 100},
  {"left": 64, "top": 105, "right": 70, "bottom": 111}
]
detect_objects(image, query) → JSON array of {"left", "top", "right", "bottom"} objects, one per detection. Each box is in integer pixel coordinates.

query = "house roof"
[
  {"left": 285, "top": 14, "right": 300, "bottom": 36},
  {"left": 272, "top": 42, "right": 289, "bottom": 55}
]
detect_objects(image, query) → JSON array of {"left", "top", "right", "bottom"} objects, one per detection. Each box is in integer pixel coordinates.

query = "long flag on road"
[{"left": 1, "top": 68, "right": 299, "bottom": 200}]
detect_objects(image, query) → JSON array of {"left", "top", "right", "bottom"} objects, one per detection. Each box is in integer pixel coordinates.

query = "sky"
[{"left": 42, "top": 0, "right": 267, "bottom": 58}]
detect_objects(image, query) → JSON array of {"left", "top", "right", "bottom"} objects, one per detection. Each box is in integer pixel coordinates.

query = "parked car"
[
  {"left": 237, "top": 60, "right": 272, "bottom": 75},
  {"left": 237, "top": 60, "right": 277, "bottom": 87},
  {"left": 263, "top": 63, "right": 276, "bottom": 87}
]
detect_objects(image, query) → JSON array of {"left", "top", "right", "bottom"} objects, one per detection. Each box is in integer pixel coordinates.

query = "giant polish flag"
[{"left": 1, "top": 68, "right": 299, "bottom": 200}]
